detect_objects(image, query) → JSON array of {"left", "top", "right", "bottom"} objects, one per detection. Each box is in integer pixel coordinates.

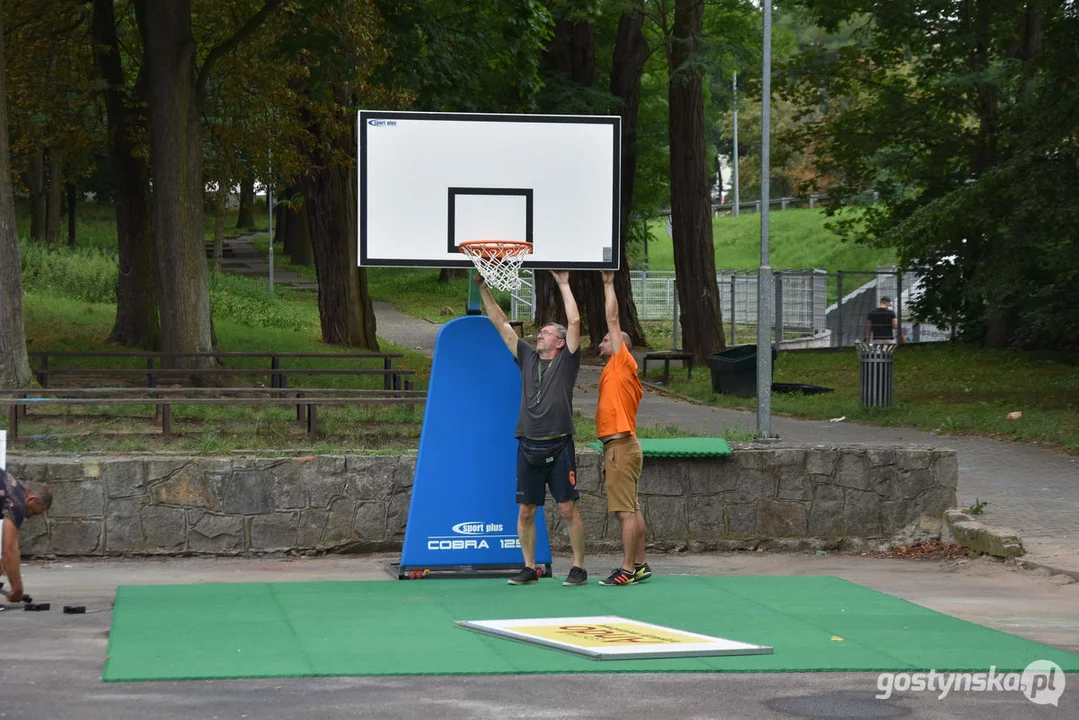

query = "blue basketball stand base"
[{"left": 397, "top": 315, "right": 553, "bottom": 580}]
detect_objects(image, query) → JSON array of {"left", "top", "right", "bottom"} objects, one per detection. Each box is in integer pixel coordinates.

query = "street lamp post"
[{"left": 756, "top": 1, "right": 775, "bottom": 439}]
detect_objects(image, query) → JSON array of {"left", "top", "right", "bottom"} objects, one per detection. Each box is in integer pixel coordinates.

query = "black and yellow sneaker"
[
  {"left": 562, "top": 566, "right": 588, "bottom": 586},
  {"left": 633, "top": 562, "right": 653, "bottom": 583},
  {"left": 507, "top": 567, "right": 539, "bottom": 585},
  {"left": 598, "top": 567, "right": 637, "bottom": 586}
]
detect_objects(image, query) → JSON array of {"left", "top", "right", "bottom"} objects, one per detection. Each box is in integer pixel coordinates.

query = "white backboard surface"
[
  {"left": 455, "top": 615, "right": 773, "bottom": 661},
  {"left": 358, "top": 110, "right": 621, "bottom": 269}
]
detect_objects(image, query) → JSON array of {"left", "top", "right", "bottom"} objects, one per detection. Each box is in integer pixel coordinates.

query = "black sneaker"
[
  {"left": 634, "top": 562, "right": 653, "bottom": 583},
  {"left": 598, "top": 567, "right": 637, "bottom": 586},
  {"left": 562, "top": 566, "right": 588, "bottom": 586},
  {"left": 507, "top": 567, "right": 539, "bottom": 585}
]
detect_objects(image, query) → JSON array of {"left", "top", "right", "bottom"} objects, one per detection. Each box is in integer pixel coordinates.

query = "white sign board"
[
  {"left": 456, "top": 615, "right": 773, "bottom": 661},
  {"left": 358, "top": 110, "right": 621, "bottom": 269}
]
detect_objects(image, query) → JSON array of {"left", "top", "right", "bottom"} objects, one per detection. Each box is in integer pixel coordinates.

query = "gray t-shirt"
[{"left": 514, "top": 338, "right": 581, "bottom": 439}]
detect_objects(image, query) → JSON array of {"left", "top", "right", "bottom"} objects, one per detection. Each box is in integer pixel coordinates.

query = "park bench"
[
  {"left": 2, "top": 351, "right": 425, "bottom": 440},
  {"left": 641, "top": 349, "right": 695, "bottom": 384}
]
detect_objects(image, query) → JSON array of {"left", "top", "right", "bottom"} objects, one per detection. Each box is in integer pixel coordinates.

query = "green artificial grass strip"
[
  {"left": 102, "top": 575, "right": 1079, "bottom": 681},
  {"left": 587, "top": 437, "right": 732, "bottom": 457}
]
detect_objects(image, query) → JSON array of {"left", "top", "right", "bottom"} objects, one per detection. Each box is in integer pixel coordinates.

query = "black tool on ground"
[
  {"left": 63, "top": 605, "right": 86, "bottom": 614},
  {"left": 24, "top": 602, "right": 50, "bottom": 612}
]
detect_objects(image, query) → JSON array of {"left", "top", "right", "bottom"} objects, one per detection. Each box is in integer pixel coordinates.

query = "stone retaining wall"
[{"left": 7, "top": 444, "right": 957, "bottom": 557}]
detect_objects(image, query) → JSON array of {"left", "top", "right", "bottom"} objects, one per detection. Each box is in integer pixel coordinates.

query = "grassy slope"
[{"left": 644, "top": 209, "right": 896, "bottom": 272}]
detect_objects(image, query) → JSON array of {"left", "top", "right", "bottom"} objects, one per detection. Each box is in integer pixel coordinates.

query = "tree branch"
[{"left": 196, "top": 0, "right": 281, "bottom": 103}]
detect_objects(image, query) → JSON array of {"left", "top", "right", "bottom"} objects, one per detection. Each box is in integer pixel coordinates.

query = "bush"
[
  {"left": 209, "top": 274, "right": 318, "bottom": 332},
  {"left": 20, "top": 241, "right": 118, "bottom": 303}
]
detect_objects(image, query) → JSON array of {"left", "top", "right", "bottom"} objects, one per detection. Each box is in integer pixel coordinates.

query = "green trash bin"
[{"left": 706, "top": 345, "right": 778, "bottom": 398}]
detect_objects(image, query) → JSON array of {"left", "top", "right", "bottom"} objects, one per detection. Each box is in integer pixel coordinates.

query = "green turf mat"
[
  {"left": 102, "top": 575, "right": 1079, "bottom": 681},
  {"left": 586, "top": 437, "right": 732, "bottom": 457}
]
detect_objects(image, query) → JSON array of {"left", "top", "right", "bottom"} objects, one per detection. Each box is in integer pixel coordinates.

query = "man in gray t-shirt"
[{"left": 478, "top": 271, "right": 588, "bottom": 588}]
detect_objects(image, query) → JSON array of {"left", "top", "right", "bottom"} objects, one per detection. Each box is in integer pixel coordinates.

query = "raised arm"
[
  {"left": 601, "top": 270, "right": 623, "bottom": 355},
  {"left": 476, "top": 275, "right": 520, "bottom": 357},
  {"left": 550, "top": 271, "right": 580, "bottom": 353},
  {"left": 1, "top": 517, "right": 24, "bottom": 602}
]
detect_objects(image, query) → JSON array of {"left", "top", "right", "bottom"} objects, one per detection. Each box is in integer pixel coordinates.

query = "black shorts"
[{"left": 516, "top": 436, "right": 579, "bottom": 506}]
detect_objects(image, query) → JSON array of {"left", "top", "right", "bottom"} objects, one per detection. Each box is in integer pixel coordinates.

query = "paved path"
[{"left": 223, "top": 235, "right": 1079, "bottom": 577}]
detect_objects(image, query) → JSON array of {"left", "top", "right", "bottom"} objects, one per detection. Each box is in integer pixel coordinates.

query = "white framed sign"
[{"left": 456, "top": 615, "right": 773, "bottom": 661}]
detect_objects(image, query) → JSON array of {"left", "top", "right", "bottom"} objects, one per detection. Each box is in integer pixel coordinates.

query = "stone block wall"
[{"left": 6, "top": 444, "right": 957, "bottom": 557}]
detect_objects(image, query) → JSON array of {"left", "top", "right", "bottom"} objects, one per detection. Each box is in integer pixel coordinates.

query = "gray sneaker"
[{"left": 562, "top": 566, "right": 588, "bottom": 586}]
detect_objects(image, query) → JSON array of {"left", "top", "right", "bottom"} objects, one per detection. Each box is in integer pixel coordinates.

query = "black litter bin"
[
  {"left": 858, "top": 342, "right": 897, "bottom": 407},
  {"left": 706, "top": 344, "right": 778, "bottom": 398}
]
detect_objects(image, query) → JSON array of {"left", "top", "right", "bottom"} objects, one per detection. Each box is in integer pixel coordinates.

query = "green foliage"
[
  {"left": 372, "top": 0, "right": 554, "bottom": 112},
  {"left": 966, "top": 498, "right": 988, "bottom": 516},
  {"left": 787, "top": 0, "right": 1079, "bottom": 349},
  {"left": 20, "top": 241, "right": 118, "bottom": 304},
  {"left": 208, "top": 274, "right": 320, "bottom": 332}
]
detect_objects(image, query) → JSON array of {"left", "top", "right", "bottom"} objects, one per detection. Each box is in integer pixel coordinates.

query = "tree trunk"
[
  {"left": 666, "top": 0, "right": 725, "bottom": 360},
  {"left": 0, "top": 6, "right": 32, "bottom": 389},
  {"left": 535, "top": 17, "right": 602, "bottom": 341},
  {"left": 45, "top": 150, "right": 63, "bottom": 243},
  {"left": 236, "top": 177, "right": 255, "bottom": 229},
  {"left": 303, "top": 107, "right": 377, "bottom": 348},
  {"left": 141, "top": 0, "right": 217, "bottom": 370},
  {"left": 213, "top": 194, "right": 225, "bottom": 274},
  {"left": 66, "top": 181, "right": 77, "bottom": 247},
  {"left": 533, "top": 273, "right": 566, "bottom": 329},
  {"left": 93, "top": 0, "right": 159, "bottom": 349},
  {"left": 607, "top": 5, "right": 650, "bottom": 348},
  {"left": 281, "top": 188, "right": 313, "bottom": 266},
  {"left": 27, "top": 145, "right": 46, "bottom": 241}
]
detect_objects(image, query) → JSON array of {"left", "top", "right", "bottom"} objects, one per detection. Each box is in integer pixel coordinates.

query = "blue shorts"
[{"left": 516, "top": 436, "right": 579, "bottom": 505}]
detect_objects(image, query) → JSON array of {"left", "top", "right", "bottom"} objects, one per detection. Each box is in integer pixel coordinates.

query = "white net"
[{"left": 460, "top": 242, "right": 532, "bottom": 293}]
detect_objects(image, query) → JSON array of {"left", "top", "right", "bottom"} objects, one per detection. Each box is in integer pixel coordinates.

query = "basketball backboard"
[{"left": 357, "top": 110, "right": 621, "bottom": 270}]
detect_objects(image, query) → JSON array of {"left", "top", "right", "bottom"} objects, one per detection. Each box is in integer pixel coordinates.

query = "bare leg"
[
  {"left": 558, "top": 500, "right": 586, "bottom": 568},
  {"left": 616, "top": 510, "right": 639, "bottom": 571},
  {"left": 634, "top": 512, "right": 647, "bottom": 565},
  {"left": 518, "top": 504, "right": 537, "bottom": 568}
]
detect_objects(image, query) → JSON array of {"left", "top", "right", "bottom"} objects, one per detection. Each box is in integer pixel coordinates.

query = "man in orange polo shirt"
[{"left": 595, "top": 271, "right": 649, "bottom": 586}]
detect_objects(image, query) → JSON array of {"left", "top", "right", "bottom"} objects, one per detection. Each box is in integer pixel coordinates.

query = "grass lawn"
[{"left": 650, "top": 343, "right": 1079, "bottom": 453}]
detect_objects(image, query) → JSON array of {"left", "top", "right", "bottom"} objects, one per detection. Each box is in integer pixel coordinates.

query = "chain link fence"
[{"left": 508, "top": 267, "right": 950, "bottom": 347}]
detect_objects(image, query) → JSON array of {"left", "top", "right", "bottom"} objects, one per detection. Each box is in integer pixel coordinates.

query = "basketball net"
[{"left": 459, "top": 241, "right": 532, "bottom": 293}]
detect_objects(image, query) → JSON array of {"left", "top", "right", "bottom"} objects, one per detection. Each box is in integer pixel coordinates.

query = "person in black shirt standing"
[
  {"left": 477, "top": 271, "right": 588, "bottom": 588},
  {"left": 866, "top": 296, "right": 905, "bottom": 343}
]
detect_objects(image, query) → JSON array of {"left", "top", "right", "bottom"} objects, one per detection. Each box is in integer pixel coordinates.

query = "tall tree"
[
  {"left": 91, "top": 0, "right": 158, "bottom": 348},
  {"left": 664, "top": 0, "right": 726, "bottom": 359},
  {"left": 607, "top": 3, "right": 651, "bottom": 348},
  {"left": 136, "top": 0, "right": 280, "bottom": 370},
  {"left": 0, "top": 0, "right": 32, "bottom": 388}
]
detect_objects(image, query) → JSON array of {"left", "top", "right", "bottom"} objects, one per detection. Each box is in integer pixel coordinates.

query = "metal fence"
[{"left": 508, "top": 267, "right": 949, "bottom": 347}]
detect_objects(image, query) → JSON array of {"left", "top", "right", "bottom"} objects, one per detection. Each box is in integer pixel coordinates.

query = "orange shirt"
[{"left": 596, "top": 344, "right": 643, "bottom": 438}]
